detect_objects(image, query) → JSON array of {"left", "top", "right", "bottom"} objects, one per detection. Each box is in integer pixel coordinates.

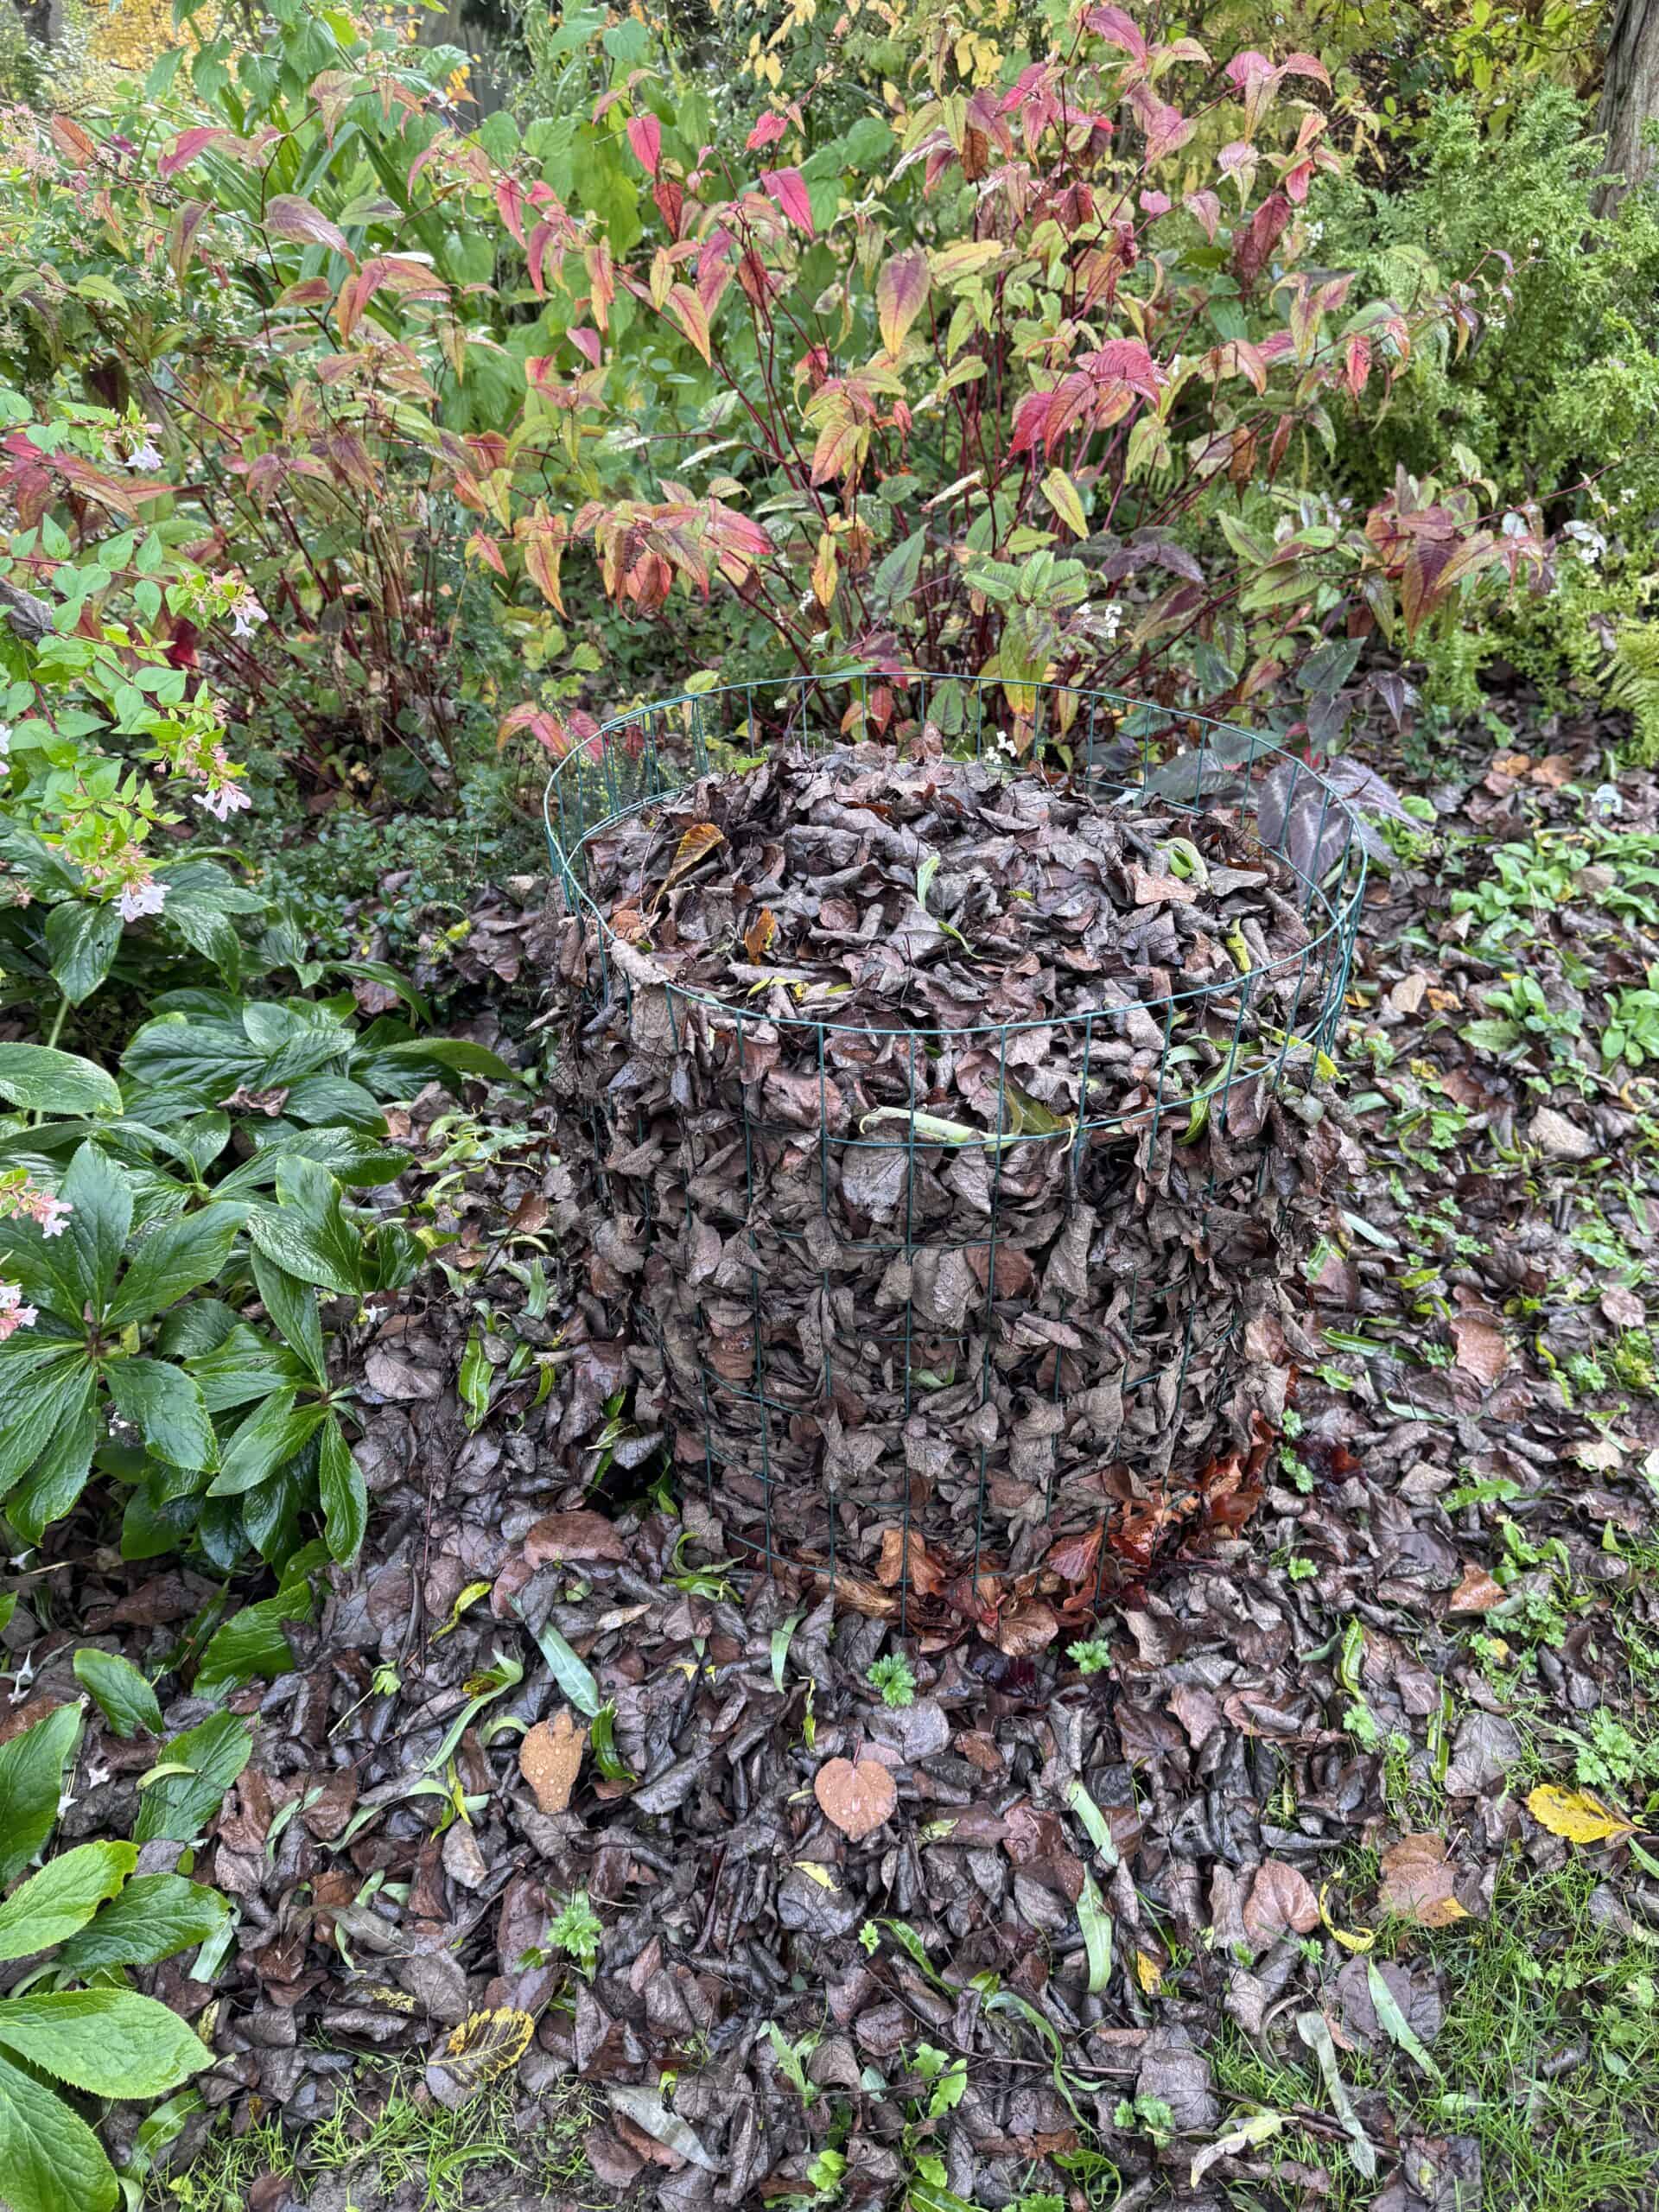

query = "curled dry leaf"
[
  {"left": 518, "top": 1707, "right": 587, "bottom": 1815},
  {"left": 814, "top": 1756, "right": 898, "bottom": 1841},
  {"left": 1377, "top": 1834, "right": 1468, "bottom": 1929}
]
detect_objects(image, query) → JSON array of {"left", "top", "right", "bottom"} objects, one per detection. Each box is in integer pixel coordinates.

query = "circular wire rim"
[{"left": 542, "top": 668, "right": 1366, "bottom": 1047}]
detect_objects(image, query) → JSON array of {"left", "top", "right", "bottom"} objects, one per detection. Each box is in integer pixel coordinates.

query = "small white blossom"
[
  {"left": 118, "top": 876, "right": 166, "bottom": 923},
  {"left": 194, "top": 779, "right": 252, "bottom": 822}
]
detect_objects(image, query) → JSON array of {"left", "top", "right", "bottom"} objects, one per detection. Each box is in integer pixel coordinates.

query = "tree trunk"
[{"left": 1594, "top": 0, "right": 1659, "bottom": 214}]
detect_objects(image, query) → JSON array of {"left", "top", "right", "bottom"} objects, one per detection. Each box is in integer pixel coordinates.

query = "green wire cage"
[{"left": 542, "top": 672, "right": 1364, "bottom": 1625}]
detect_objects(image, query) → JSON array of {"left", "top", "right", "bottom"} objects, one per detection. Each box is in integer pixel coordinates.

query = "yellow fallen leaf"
[
  {"left": 1526, "top": 1784, "right": 1636, "bottom": 1845},
  {"left": 1319, "top": 1881, "right": 1376, "bottom": 1954},
  {"left": 1135, "top": 1949, "right": 1162, "bottom": 1995}
]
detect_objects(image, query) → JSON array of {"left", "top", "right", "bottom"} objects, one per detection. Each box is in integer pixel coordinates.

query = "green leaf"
[
  {"left": 251, "top": 1248, "right": 327, "bottom": 1386},
  {"left": 0, "top": 1046, "right": 120, "bottom": 1118},
  {"left": 517, "top": 1604, "right": 601, "bottom": 1719},
  {"left": 194, "top": 1578, "right": 315, "bottom": 1699},
  {"left": 0, "top": 2044, "right": 118, "bottom": 2212},
  {"left": 0, "top": 1705, "right": 81, "bottom": 1888},
  {"left": 1077, "top": 1870, "right": 1114, "bottom": 1994},
  {"left": 872, "top": 528, "right": 925, "bottom": 607},
  {"left": 207, "top": 1388, "right": 326, "bottom": 1496},
  {"left": 1, "top": 1368, "right": 97, "bottom": 1531},
  {"left": 1364, "top": 1958, "right": 1443, "bottom": 2082},
  {"left": 132, "top": 1711, "right": 252, "bottom": 1844},
  {"left": 0, "top": 1841, "right": 136, "bottom": 1963},
  {"left": 0, "top": 1987, "right": 212, "bottom": 2096},
  {"left": 107, "top": 1204, "right": 242, "bottom": 1325},
  {"left": 459, "top": 1330, "right": 492, "bottom": 1429},
  {"left": 52, "top": 1872, "right": 227, "bottom": 1974},
  {"left": 105, "top": 1357, "right": 216, "bottom": 1474},
  {"left": 44, "top": 905, "right": 120, "bottom": 1007},
  {"left": 59, "top": 1142, "right": 132, "bottom": 1318},
  {"left": 246, "top": 1190, "right": 363, "bottom": 1297},
  {"left": 318, "top": 1416, "right": 367, "bottom": 1563},
  {"left": 72, "top": 1648, "right": 162, "bottom": 1739},
  {"left": 365, "top": 1038, "right": 518, "bottom": 1090}
]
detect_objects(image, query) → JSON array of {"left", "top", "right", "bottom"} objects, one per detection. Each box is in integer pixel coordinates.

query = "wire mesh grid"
[{"left": 543, "top": 671, "right": 1364, "bottom": 1624}]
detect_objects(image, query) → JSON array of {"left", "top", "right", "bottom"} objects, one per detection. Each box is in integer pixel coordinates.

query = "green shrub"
[{"left": 0, "top": 1704, "right": 232, "bottom": 2212}]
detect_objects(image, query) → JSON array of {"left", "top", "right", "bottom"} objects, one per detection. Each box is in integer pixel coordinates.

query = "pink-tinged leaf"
[
  {"left": 875, "top": 247, "right": 930, "bottom": 355},
  {"left": 1232, "top": 190, "right": 1293, "bottom": 291},
  {"left": 48, "top": 116, "right": 97, "bottom": 168},
  {"left": 1283, "top": 51, "right": 1332, "bottom": 86},
  {"left": 626, "top": 112, "right": 662, "bottom": 176},
  {"left": 587, "top": 240, "right": 615, "bottom": 330},
  {"left": 496, "top": 176, "right": 528, "bottom": 246},
  {"left": 1139, "top": 189, "right": 1171, "bottom": 216},
  {"left": 665, "top": 282, "right": 712, "bottom": 364},
  {"left": 1224, "top": 49, "right": 1278, "bottom": 88},
  {"left": 1344, "top": 334, "right": 1373, "bottom": 399},
  {"left": 1085, "top": 6, "right": 1150, "bottom": 63},
  {"left": 159, "top": 125, "right": 226, "bottom": 180},
  {"left": 654, "top": 177, "right": 684, "bottom": 237},
  {"left": 569, "top": 327, "right": 601, "bottom": 368},
  {"left": 1128, "top": 85, "right": 1195, "bottom": 164},
  {"left": 466, "top": 531, "right": 508, "bottom": 579},
  {"left": 265, "top": 194, "right": 351, "bottom": 258},
  {"left": 747, "top": 111, "right": 788, "bottom": 151},
  {"left": 761, "top": 166, "right": 813, "bottom": 237},
  {"left": 527, "top": 219, "right": 560, "bottom": 298},
  {"left": 1284, "top": 159, "right": 1315, "bottom": 204},
  {"left": 276, "top": 277, "right": 334, "bottom": 308},
  {"left": 1185, "top": 188, "right": 1221, "bottom": 242}
]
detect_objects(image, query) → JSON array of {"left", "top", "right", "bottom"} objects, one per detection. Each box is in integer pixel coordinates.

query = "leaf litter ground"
[{"left": 10, "top": 713, "right": 1659, "bottom": 2212}]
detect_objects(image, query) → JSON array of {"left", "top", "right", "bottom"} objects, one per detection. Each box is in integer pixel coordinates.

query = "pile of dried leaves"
[{"left": 549, "top": 743, "right": 1356, "bottom": 1597}]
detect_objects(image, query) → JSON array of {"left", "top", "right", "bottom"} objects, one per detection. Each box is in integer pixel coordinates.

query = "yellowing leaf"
[
  {"left": 1319, "top": 1881, "right": 1376, "bottom": 1954},
  {"left": 432, "top": 2008, "right": 533, "bottom": 2097},
  {"left": 1040, "top": 467, "right": 1088, "bottom": 539},
  {"left": 811, "top": 531, "right": 838, "bottom": 609},
  {"left": 432, "top": 1580, "right": 491, "bottom": 1642},
  {"left": 1135, "top": 1948, "right": 1162, "bottom": 1995},
  {"left": 662, "top": 822, "right": 726, "bottom": 891},
  {"left": 666, "top": 283, "right": 712, "bottom": 365},
  {"left": 875, "top": 247, "right": 930, "bottom": 355},
  {"left": 1526, "top": 1784, "right": 1636, "bottom": 1845}
]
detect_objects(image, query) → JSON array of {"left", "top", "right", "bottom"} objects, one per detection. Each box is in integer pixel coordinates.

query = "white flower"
[
  {"left": 125, "top": 437, "right": 163, "bottom": 471},
  {"left": 118, "top": 876, "right": 166, "bottom": 922},
  {"left": 228, "top": 587, "right": 266, "bottom": 640},
  {"left": 1562, "top": 519, "right": 1607, "bottom": 564},
  {"left": 0, "top": 723, "right": 11, "bottom": 760},
  {"left": 194, "top": 779, "right": 252, "bottom": 822}
]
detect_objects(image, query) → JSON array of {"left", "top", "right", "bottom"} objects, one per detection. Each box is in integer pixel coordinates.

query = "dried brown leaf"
[
  {"left": 1377, "top": 1834, "right": 1468, "bottom": 1928},
  {"left": 518, "top": 1708, "right": 587, "bottom": 1815},
  {"left": 814, "top": 1757, "right": 897, "bottom": 1841}
]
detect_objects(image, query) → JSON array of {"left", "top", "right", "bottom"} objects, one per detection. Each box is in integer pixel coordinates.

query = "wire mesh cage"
[{"left": 543, "top": 672, "right": 1364, "bottom": 1625}]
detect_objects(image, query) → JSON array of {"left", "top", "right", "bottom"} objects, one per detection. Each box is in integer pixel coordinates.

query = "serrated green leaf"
[
  {"left": 72, "top": 1647, "right": 162, "bottom": 1738},
  {"left": 107, "top": 1205, "right": 242, "bottom": 1326},
  {"left": 318, "top": 1416, "right": 366, "bottom": 1563},
  {"left": 0, "top": 1704, "right": 81, "bottom": 1887},
  {"left": 207, "top": 1388, "right": 325, "bottom": 1496},
  {"left": 131, "top": 1711, "right": 251, "bottom": 1843},
  {"left": 251, "top": 1248, "right": 327, "bottom": 1385},
  {"left": 0, "top": 1046, "right": 120, "bottom": 1118},
  {"left": 52, "top": 1872, "right": 227, "bottom": 1974},
  {"left": 0, "top": 2044, "right": 118, "bottom": 2212},
  {"left": 106, "top": 1357, "right": 216, "bottom": 1474},
  {"left": 0, "top": 1841, "right": 135, "bottom": 1963},
  {"left": 0, "top": 1987, "right": 212, "bottom": 2096},
  {"left": 44, "top": 905, "right": 121, "bottom": 1007}
]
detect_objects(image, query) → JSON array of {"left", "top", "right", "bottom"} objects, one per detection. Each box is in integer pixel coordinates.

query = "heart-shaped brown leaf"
[{"left": 814, "top": 1757, "right": 897, "bottom": 1840}]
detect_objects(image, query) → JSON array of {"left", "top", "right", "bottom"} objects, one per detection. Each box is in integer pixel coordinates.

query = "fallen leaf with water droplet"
[{"left": 815, "top": 1757, "right": 897, "bottom": 1841}]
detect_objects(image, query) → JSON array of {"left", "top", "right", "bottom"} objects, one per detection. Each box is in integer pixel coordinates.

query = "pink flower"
[
  {"left": 0, "top": 1283, "right": 37, "bottom": 1340},
  {"left": 0, "top": 1181, "right": 73, "bottom": 1237}
]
